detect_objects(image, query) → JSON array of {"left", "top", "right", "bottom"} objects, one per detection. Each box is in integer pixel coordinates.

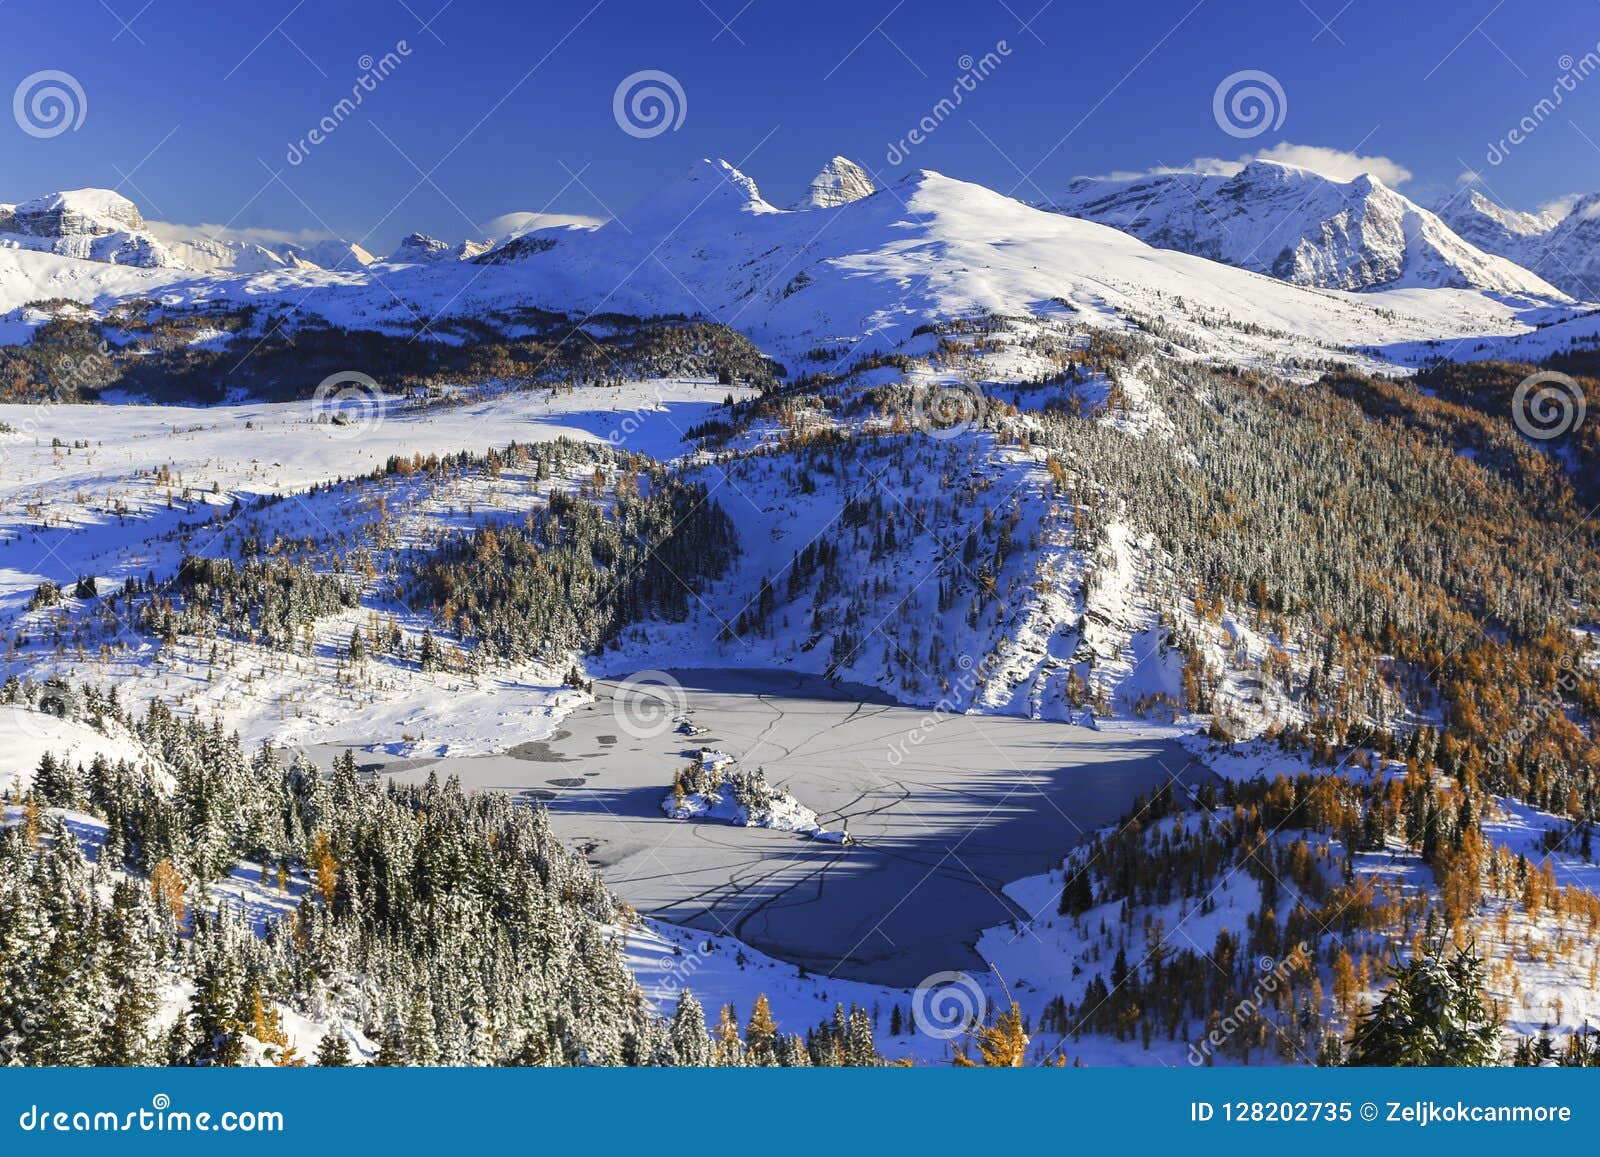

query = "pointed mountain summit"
[
  {"left": 1436, "top": 189, "right": 1560, "bottom": 255},
  {"left": 1438, "top": 190, "right": 1600, "bottom": 300},
  {"left": 1046, "top": 160, "right": 1562, "bottom": 296},
  {"left": 280, "top": 238, "right": 377, "bottom": 272},
  {"left": 792, "top": 157, "right": 877, "bottom": 210},
  {"left": 615, "top": 158, "right": 777, "bottom": 233}
]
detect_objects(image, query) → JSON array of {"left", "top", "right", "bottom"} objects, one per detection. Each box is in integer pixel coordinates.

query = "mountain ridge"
[
  {"left": 0, "top": 160, "right": 1579, "bottom": 375},
  {"left": 1437, "top": 189, "right": 1600, "bottom": 300},
  {"left": 1044, "top": 160, "right": 1565, "bottom": 298}
]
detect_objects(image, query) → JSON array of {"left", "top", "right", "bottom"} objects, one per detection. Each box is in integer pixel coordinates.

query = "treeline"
[{"left": 0, "top": 303, "right": 781, "bottom": 404}]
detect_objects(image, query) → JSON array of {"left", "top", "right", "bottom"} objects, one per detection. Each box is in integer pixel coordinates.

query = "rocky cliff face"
[
  {"left": 387, "top": 233, "right": 489, "bottom": 263},
  {"left": 9, "top": 189, "right": 146, "bottom": 238},
  {"left": 0, "top": 190, "right": 173, "bottom": 268},
  {"left": 792, "top": 157, "right": 876, "bottom": 210}
]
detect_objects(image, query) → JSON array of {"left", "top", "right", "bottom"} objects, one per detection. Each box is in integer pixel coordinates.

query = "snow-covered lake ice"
[{"left": 305, "top": 669, "right": 1206, "bottom": 985}]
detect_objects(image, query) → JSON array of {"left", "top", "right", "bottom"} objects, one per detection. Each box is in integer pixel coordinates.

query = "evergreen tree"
[
  {"left": 1345, "top": 940, "right": 1502, "bottom": 1067},
  {"left": 315, "top": 1028, "right": 355, "bottom": 1067},
  {"left": 1058, "top": 866, "right": 1095, "bottom": 916},
  {"left": 668, "top": 991, "right": 712, "bottom": 1066}
]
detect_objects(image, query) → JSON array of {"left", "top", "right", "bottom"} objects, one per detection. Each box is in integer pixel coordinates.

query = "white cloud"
[
  {"left": 1537, "top": 193, "right": 1586, "bottom": 222},
  {"left": 1250, "top": 143, "right": 1412, "bottom": 185},
  {"left": 1100, "top": 156, "right": 1239, "bottom": 181},
  {"left": 142, "top": 219, "right": 342, "bottom": 247},
  {"left": 1092, "top": 142, "right": 1413, "bottom": 187},
  {"left": 482, "top": 211, "right": 605, "bottom": 242}
]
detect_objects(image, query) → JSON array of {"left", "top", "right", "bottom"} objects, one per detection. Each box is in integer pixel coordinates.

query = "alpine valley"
[{"left": 2, "top": 151, "right": 1597, "bottom": 1070}]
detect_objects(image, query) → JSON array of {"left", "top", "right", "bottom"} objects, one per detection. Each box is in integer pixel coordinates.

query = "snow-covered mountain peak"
[
  {"left": 616, "top": 158, "right": 777, "bottom": 233},
  {"left": 674, "top": 158, "right": 767, "bottom": 202},
  {"left": 1435, "top": 189, "right": 1600, "bottom": 300},
  {"left": 1437, "top": 190, "right": 1560, "bottom": 250},
  {"left": 0, "top": 188, "right": 172, "bottom": 268},
  {"left": 385, "top": 233, "right": 488, "bottom": 264},
  {"left": 1471, "top": 189, "right": 1557, "bottom": 232},
  {"left": 6, "top": 188, "right": 145, "bottom": 237},
  {"left": 280, "top": 238, "right": 377, "bottom": 271},
  {"left": 1238, "top": 157, "right": 1330, "bottom": 184},
  {"left": 1046, "top": 161, "right": 1563, "bottom": 297},
  {"left": 792, "top": 156, "right": 876, "bottom": 210},
  {"left": 388, "top": 233, "right": 454, "bottom": 263},
  {"left": 0, "top": 186, "right": 384, "bottom": 276}
]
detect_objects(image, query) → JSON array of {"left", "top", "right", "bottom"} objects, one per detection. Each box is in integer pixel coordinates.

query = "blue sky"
[{"left": 5, "top": 0, "right": 1600, "bottom": 251}]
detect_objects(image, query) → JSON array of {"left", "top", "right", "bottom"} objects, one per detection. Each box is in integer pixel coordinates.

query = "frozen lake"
[{"left": 311, "top": 669, "right": 1206, "bottom": 986}]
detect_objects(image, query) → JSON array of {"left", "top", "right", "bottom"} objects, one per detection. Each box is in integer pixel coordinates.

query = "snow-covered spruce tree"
[{"left": 1344, "top": 938, "right": 1502, "bottom": 1066}]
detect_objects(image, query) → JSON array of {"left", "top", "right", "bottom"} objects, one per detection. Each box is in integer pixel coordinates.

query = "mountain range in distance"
[{"left": 4, "top": 152, "right": 1595, "bottom": 307}]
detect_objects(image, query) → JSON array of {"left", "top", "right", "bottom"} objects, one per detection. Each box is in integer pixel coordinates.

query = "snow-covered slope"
[
  {"left": 1439, "top": 190, "right": 1600, "bottom": 301},
  {"left": 1045, "top": 160, "right": 1563, "bottom": 296},
  {"left": 791, "top": 156, "right": 877, "bottom": 209},
  {"left": 0, "top": 162, "right": 1578, "bottom": 374},
  {"left": 0, "top": 245, "right": 188, "bottom": 315}
]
